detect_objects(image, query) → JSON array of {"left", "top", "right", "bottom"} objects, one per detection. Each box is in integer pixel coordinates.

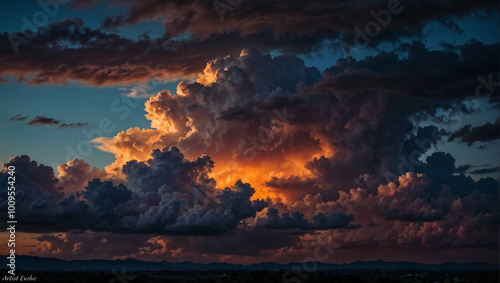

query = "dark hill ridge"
[{"left": 3, "top": 255, "right": 498, "bottom": 271}]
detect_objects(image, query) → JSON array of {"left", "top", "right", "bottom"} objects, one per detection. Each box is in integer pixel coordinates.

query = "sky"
[{"left": 0, "top": 0, "right": 499, "bottom": 265}]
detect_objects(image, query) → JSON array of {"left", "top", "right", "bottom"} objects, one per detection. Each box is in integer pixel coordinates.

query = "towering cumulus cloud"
[
  {"left": 93, "top": 42, "right": 498, "bottom": 199},
  {"left": 92, "top": 48, "right": 326, "bottom": 200}
]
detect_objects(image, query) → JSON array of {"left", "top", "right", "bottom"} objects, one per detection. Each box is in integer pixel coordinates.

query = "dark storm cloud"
[
  {"left": 416, "top": 152, "right": 499, "bottom": 196},
  {"left": 73, "top": 0, "right": 496, "bottom": 46},
  {"left": 313, "top": 40, "right": 499, "bottom": 99},
  {"left": 0, "top": 149, "right": 270, "bottom": 235},
  {"left": 424, "top": 152, "right": 456, "bottom": 174},
  {"left": 1, "top": 18, "right": 204, "bottom": 85},
  {"left": 2, "top": 0, "right": 498, "bottom": 87},
  {"left": 122, "top": 147, "right": 268, "bottom": 234},
  {"left": 82, "top": 179, "right": 132, "bottom": 229},
  {"left": 0, "top": 17, "right": 331, "bottom": 85},
  {"left": 0, "top": 155, "right": 90, "bottom": 232},
  {"left": 323, "top": 171, "right": 499, "bottom": 248},
  {"left": 9, "top": 114, "right": 28, "bottom": 121},
  {"left": 2, "top": 155, "right": 61, "bottom": 197},
  {"left": 298, "top": 95, "right": 447, "bottom": 196},
  {"left": 290, "top": 41, "right": 497, "bottom": 194},
  {"left": 122, "top": 147, "right": 215, "bottom": 196},
  {"left": 401, "top": 126, "right": 447, "bottom": 162},
  {"left": 26, "top": 116, "right": 60, "bottom": 126},
  {"left": 448, "top": 118, "right": 500, "bottom": 145}
]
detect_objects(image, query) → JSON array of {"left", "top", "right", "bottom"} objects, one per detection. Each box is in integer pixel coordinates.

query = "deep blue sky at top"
[{"left": 0, "top": 0, "right": 498, "bottom": 175}]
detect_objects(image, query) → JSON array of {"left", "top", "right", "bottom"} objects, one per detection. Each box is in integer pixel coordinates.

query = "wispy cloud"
[
  {"left": 21, "top": 115, "right": 88, "bottom": 130},
  {"left": 58, "top": 122, "right": 89, "bottom": 129},
  {"left": 9, "top": 114, "right": 29, "bottom": 121},
  {"left": 26, "top": 116, "right": 60, "bottom": 126},
  {"left": 470, "top": 166, "right": 499, "bottom": 175}
]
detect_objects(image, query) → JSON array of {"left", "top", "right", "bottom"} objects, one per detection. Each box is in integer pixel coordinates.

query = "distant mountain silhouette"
[{"left": 3, "top": 255, "right": 498, "bottom": 271}]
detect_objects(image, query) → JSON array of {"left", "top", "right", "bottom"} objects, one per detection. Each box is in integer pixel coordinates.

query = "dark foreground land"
[{"left": 2, "top": 269, "right": 498, "bottom": 283}]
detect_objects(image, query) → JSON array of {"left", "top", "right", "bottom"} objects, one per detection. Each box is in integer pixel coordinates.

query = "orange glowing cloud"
[{"left": 91, "top": 49, "right": 330, "bottom": 203}]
